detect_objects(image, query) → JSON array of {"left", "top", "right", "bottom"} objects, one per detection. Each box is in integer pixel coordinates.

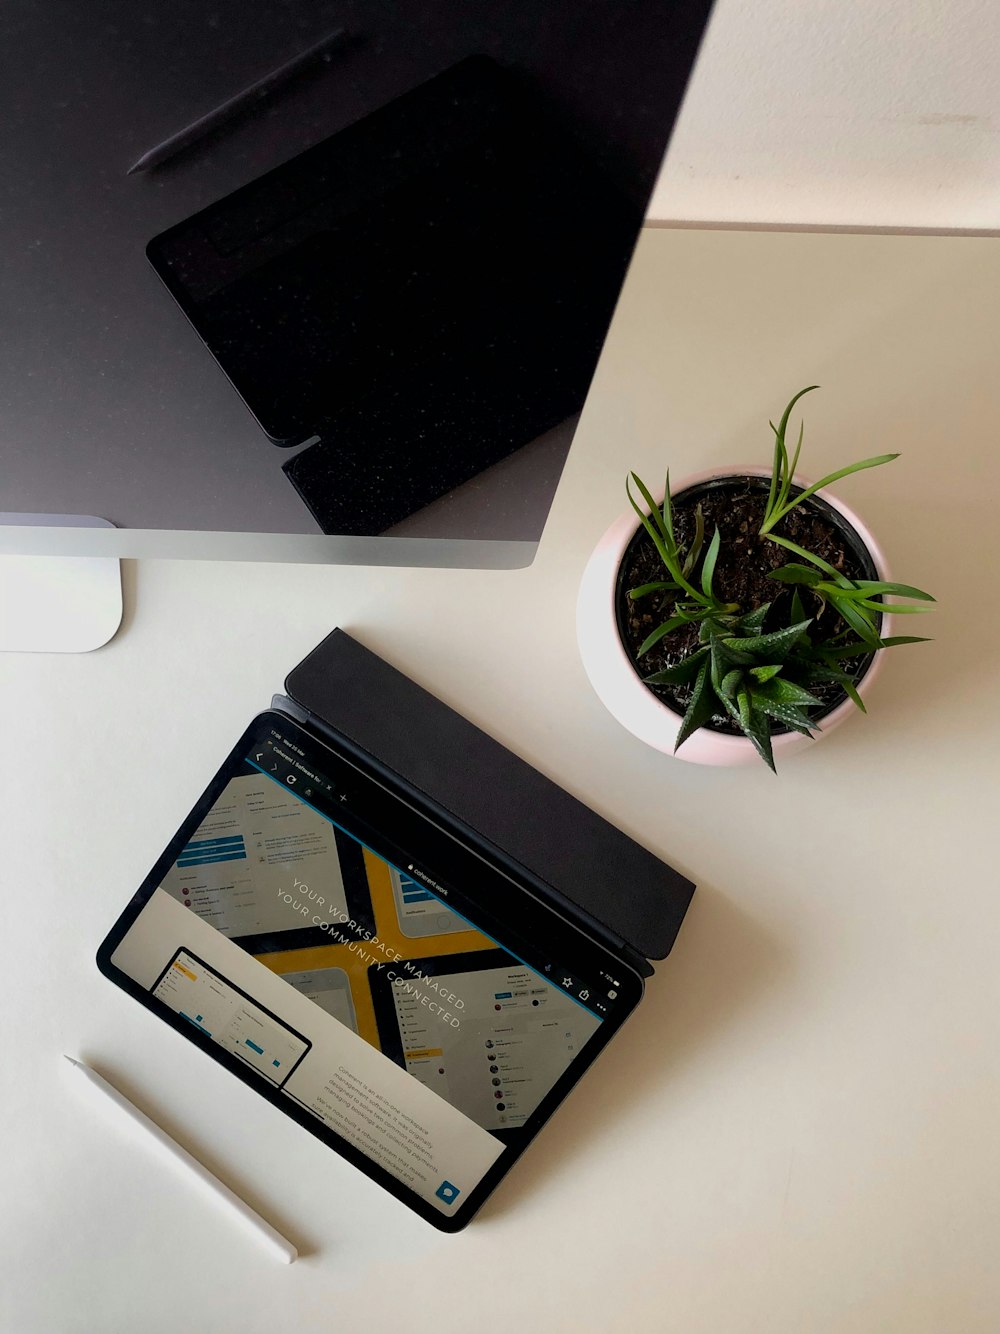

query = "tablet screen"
[
  {"left": 370, "top": 950, "right": 602, "bottom": 1131},
  {"left": 97, "top": 711, "right": 643, "bottom": 1229}
]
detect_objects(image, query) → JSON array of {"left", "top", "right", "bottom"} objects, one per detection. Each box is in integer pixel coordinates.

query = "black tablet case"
[{"left": 277, "top": 629, "right": 694, "bottom": 978}]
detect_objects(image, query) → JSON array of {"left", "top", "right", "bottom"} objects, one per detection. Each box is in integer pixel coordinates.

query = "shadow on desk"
[{"left": 478, "top": 884, "right": 789, "bottom": 1221}]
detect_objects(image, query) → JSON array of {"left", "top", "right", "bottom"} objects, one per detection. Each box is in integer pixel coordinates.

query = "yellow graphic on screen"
[{"left": 257, "top": 849, "right": 493, "bottom": 1050}]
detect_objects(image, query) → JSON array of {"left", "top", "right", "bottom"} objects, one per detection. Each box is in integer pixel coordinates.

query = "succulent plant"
[
  {"left": 757, "top": 384, "right": 933, "bottom": 647},
  {"left": 626, "top": 387, "right": 935, "bottom": 770}
]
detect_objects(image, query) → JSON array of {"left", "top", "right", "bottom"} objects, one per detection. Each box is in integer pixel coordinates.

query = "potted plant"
[{"left": 576, "top": 387, "right": 934, "bottom": 770}]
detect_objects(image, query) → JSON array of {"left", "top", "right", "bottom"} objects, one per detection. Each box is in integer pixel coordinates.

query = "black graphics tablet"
[{"left": 97, "top": 710, "right": 644, "bottom": 1231}]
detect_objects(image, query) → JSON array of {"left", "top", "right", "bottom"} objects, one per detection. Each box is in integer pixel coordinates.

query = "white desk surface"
[{"left": 3, "top": 227, "right": 998, "bottom": 1334}]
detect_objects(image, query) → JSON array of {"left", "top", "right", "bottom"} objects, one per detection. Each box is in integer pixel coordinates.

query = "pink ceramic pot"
[{"left": 576, "top": 466, "right": 893, "bottom": 766}]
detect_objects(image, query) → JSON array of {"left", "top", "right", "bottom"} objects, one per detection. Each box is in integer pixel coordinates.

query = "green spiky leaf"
[
  {"left": 833, "top": 596, "right": 882, "bottom": 644},
  {"left": 854, "top": 599, "right": 933, "bottom": 615},
  {"left": 628, "top": 580, "right": 681, "bottom": 599},
  {"left": 627, "top": 472, "right": 729, "bottom": 609},
  {"left": 674, "top": 663, "right": 718, "bottom": 752},
  {"left": 763, "top": 532, "right": 843, "bottom": 579},
  {"left": 748, "top": 664, "right": 783, "bottom": 683},
  {"left": 768, "top": 453, "right": 900, "bottom": 524},
  {"left": 736, "top": 603, "right": 771, "bottom": 634},
  {"left": 701, "top": 526, "right": 722, "bottom": 599},
  {"left": 628, "top": 471, "right": 671, "bottom": 548},
  {"left": 742, "top": 706, "right": 776, "bottom": 772},
  {"left": 849, "top": 580, "right": 935, "bottom": 601},
  {"left": 720, "top": 668, "right": 743, "bottom": 698},
  {"left": 681, "top": 504, "right": 706, "bottom": 578},
  {"left": 754, "top": 700, "right": 816, "bottom": 736},
  {"left": 659, "top": 470, "right": 676, "bottom": 546},
  {"left": 636, "top": 615, "right": 689, "bottom": 657},
  {"left": 643, "top": 647, "right": 709, "bottom": 686},
  {"left": 768, "top": 563, "right": 824, "bottom": 585},
  {"left": 753, "top": 677, "right": 824, "bottom": 709},
  {"left": 722, "top": 619, "right": 812, "bottom": 659},
  {"left": 737, "top": 686, "right": 753, "bottom": 732}
]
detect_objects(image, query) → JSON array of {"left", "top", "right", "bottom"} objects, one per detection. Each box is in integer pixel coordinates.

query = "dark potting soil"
[{"left": 616, "top": 477, "right": 877, "bottom": 733}]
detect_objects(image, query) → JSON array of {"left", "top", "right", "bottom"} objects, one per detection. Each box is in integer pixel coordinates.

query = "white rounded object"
[
  {"left": 576, "top": 467, "right": 892, "bottom": 765},
  {"left": 0, "top": 515, "right": 123, "bottom": 653}
]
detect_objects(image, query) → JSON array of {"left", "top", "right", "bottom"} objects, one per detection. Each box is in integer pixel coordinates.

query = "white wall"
[{"left": 651, "top": 0, "right": 1000, "bottom": 228}]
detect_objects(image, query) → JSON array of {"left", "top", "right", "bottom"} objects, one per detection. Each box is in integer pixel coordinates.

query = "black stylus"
[{"left": 127, "top": 26, "right": 351, "bottom": 174}]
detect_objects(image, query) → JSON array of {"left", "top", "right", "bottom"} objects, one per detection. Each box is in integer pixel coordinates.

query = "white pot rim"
[{"left": 576, "top": 466, "right": 893, "bottom": 765}]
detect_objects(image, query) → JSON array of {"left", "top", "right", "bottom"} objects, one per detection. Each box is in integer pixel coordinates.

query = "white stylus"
[{"left": 64, "top": 1056, "right": 297, "bottom": 1264}]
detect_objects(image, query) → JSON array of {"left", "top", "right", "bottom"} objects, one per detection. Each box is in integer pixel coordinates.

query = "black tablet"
[{"left": 97, "top": 710, "right": 644, "bottom": 1231}]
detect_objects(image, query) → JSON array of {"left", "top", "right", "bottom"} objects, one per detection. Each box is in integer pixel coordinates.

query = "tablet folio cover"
[{"left": 282, "top": 629, "right": 694, "bottom": 973}]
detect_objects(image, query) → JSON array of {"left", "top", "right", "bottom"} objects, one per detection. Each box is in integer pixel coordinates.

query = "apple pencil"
[
  {"left": 64, "top": 1056, "right": 297, "bottom": 1263},
  {"left": 126, "top": 25, "right": 351, "bottom": 174}
]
